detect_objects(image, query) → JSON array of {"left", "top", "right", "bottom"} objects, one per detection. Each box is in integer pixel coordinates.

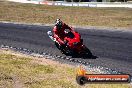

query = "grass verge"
[
  {"left": 0, "top": 49, "right": 131, "bottom": 88},
  {"left": 0, "top": 0, "right": 132, "bottom": 28}
]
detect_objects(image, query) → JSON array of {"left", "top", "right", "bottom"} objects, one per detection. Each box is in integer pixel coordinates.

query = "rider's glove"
[{"left": 63, "top": 40, "right": 68, "bottom": 46}]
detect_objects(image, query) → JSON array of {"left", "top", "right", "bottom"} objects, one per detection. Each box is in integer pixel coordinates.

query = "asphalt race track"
[{"left": 0, "top": 22, "right": 132, "bottom": 75}]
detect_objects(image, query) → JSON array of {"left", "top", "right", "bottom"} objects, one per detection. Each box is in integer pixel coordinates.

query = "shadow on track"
[{"left": 61, "top": 46, "right": 98, "bottom": 59}]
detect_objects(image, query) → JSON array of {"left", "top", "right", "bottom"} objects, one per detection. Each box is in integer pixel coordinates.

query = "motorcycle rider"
[{"left": 53, "top": 19, "right": 73, "bottom": 46}]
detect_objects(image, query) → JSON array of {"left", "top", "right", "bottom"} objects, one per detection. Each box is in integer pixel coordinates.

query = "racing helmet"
[{"left": 55, "top": 19, "right": 63, "bottom": 30}]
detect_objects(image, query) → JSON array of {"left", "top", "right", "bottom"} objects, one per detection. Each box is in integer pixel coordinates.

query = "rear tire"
[
  {"left": 82, "top": 46, "right": 93, "bottom": 58},
  {"left": 85, "top": 48, "right": 92, "bottom": 57}
]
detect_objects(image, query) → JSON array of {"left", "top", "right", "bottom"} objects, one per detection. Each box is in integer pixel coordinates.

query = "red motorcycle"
[{"left": 47, "top": 29, "right": 93, "bottom": 58}]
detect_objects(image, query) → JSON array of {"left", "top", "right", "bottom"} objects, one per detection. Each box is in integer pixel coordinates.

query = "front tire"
[
  {"left": 55, "top": 42, "right": 67, "bottom": 54},
  {"left": 55, "top": 42, "right": 61, "bottom": 50}
]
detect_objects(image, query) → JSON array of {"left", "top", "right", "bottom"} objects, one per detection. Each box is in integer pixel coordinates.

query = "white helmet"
[{"left": 55, "top": 19, "right": 63, "bottom": 30}]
